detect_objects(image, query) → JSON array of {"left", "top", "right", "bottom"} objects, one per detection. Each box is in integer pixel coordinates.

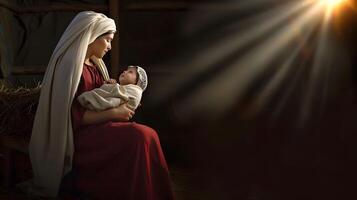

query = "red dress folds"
[{"left": 67, "top": 64, "right": 174, "bottom": 200}]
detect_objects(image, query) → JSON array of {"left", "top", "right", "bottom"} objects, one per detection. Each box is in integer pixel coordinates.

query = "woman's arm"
[{"left": 82, "top": 103, "right": 134, "bottom": 125}]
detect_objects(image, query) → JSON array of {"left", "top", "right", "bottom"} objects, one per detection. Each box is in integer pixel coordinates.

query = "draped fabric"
[
  {"left": 65, "top": 64, "right": 175, "bottom": 200},
  {"left": 78, "top": 83, "right": 143, "bottom": 111},
  {"left": 28, "top": 11, "right": 116, "bottom": 197}
]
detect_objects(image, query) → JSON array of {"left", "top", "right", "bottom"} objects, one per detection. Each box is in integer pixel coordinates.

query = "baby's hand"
[{"left": 104, "top": 78, "right": 117, "bottom": 84}]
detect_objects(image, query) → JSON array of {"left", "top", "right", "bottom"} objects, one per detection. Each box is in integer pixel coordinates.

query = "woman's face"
[{"left": 88, "top": 33, "right": 114, "bottom": 58}]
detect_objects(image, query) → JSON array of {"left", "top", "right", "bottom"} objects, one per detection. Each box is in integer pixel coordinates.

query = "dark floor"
[
  {"left": 0, "top": 165, "right": 197, "bottom": 200},
  {"left": 0, "top": 186, "right": 30, "bottom": 199}
]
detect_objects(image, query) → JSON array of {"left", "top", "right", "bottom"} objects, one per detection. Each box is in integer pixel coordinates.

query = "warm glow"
[
  {"left": 320, "top": 0, "right": 346, "bottom": 7},
  {"left": 317, "top": 0, "right": 349, "bottom": 19}
]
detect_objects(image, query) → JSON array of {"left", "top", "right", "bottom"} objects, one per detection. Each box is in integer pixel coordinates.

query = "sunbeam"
[
  {"left": 150, "top": 1, "right": 314, "bottom": 104},
  {"left": 174, "top": 3, "right": 323, "bottom": 121},
  {"left": 320, "top": 0, "right": 346, "bottom": 7},
  {"left": 250, "top": 20, "right": 318, "bottom": 117},
  {"left": 300, "top": 6, "right": 333, "bottom": 125},
  {"left": 317, "top": 0, "right": 351, "bottom": 18},
  {"left": 151, "top": 0, "right": 355, "bottom": 125}
]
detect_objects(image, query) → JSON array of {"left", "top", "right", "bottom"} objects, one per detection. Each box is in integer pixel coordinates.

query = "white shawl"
[
  {"left": 78, "top": 83, "right": 143, "bottom": 111},
  {"left": 28, "top": 11, "right": 116, "bottom": 197}
]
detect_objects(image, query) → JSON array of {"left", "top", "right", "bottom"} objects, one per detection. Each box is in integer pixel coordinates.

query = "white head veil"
[
  {"left": 128, "top": 65, "right": 148, "bottom": 91},
  {"left": 28, "top": 11, "right": 116, "bottom": 197}
]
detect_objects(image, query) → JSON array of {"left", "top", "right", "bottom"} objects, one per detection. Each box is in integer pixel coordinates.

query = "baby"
[{"left": 78, "top": 65, "right": 148, "bottom": 111}]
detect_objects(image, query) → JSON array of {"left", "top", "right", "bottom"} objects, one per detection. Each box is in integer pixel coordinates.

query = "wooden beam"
[
  {"left": 0, "top": 135, "right": 30, "bottom": 187},
  {"left": 20, "top": 3, "right": 108, "bottom": 13},
  {"left": 123, "top": 1, "right": 294, "bottom": 11},
  {"left": 12, "top": 66, "right": 45, "bottom": 75},
  {"left": 0, "top": 0, "right": 17, "bottom": 12},
  {"left": 0, "top": 135, "right": 29, "bottom": 154},
  {"left": 109, "top": 0, "right": 120, "bottom": 78},
  {"left": 124, "top": 2, "right": 188, "bottom": 11}
]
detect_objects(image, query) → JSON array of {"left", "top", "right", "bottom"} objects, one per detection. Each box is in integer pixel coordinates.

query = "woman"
[{"left": 28, "top": 11, "right": 174, "bottom": 199}]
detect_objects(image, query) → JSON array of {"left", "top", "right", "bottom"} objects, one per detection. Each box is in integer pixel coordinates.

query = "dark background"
[{"left": 1, "top": 0, "right": 357, "bottom": 199}]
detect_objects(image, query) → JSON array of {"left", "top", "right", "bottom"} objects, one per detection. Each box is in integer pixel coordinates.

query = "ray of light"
[
  {"left": 250, "top": 20, "right": 318, "bottom": 116},
  {"left": 320, "top": 0, "right": 346, "bottom": 7},
  {"left": 183, "top": 1, "right": 312, "bottom": 73},
  {"left": 266, "top": 1, "right": 351, "bottom": 126},
  {"left": 270, "top": 57, "right": 311, "bottom": 125},
  {"left": 299, "top": 6, "right": 334, "bottom": 125},
  {"left": 174, "top": 3, "right": 324, "bottom": 121},
  {"left": 149, "top": 0, "right": 314, "bottom": 104}
]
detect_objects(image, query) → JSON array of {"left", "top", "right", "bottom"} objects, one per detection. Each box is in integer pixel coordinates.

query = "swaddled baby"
[{"left": 78, "top": 65, "right": 148, "bottom": 111}]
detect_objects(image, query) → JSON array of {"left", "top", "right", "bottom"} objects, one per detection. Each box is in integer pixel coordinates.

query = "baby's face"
[{"left": 118, "top": 67, "right": 138, "bottom": 85}]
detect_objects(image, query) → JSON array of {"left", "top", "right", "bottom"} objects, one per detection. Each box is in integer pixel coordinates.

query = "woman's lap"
[
  {"left": 67, "top": 121, "right": 173, "bottom": 200},
  {"left": 74, "top": 121, "right": 167, "bottom": 171}
]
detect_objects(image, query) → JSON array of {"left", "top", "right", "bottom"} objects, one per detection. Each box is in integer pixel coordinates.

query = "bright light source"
[
  {"left": 317, "top": 0, "right": 348, "bottom": 17},
  {"left": 320, "top": 0, "right": 346, "bottom": 7}
]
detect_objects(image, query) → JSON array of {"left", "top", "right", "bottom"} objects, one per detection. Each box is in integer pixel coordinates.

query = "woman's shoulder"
[
  {"left": 83, "top": 63, "right": 98, "bottom": 71},
  {"left": 82, "top": 63, "right": 102, "bottom": 77},
  {"left": 80, "top": 63, "right": 104, "bottom": 88}
]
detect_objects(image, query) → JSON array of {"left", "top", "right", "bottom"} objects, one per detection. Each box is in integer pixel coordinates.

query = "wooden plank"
[
  {"left": 109, "top": 0, "right": 120, "bottom": 78},
  {"left": 123, "top": 1, "right": 295, "bottom": 11},
  {"left": 124, "top": 2, "right": 188, "bottom": 11},
  {"left": 0, "top": 135, "right": 29, "bottom": 154},
  {"left": 0, "top": 1, "right": 108, "bottom": 13},
  {"left": 0, "top": 147, "right": 14, "bottom": 187},
  {"left": 19, "top": 3, "right": 108, "bottom": 13},
  {"left": 0, "top": 0, "right": 17, "bottom": 12},
  {"left": 12, "top": 66, "right": 45, "bottom": 75},
  {"left": 0, "top": 135, "right": 29, "bottom": 187}
]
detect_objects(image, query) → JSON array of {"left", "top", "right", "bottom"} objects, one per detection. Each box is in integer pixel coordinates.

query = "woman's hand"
[
  {"left": 82, "top": 104, "right": 134, "bottom": 125},
  {"left": 104, "top": 78, "right": 117, "bottom": 84},
  {"left": 110, "top": 104, "right": 135, "bottom": 121}
]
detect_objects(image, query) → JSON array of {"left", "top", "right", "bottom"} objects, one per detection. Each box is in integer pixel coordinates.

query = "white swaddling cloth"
[{"left": 78, "top": 83, "right": 143, "bottom": 110}]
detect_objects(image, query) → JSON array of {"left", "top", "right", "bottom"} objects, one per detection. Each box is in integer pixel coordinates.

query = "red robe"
[{"left": 63, "top": 64, "right": 174, "bottom": 200}]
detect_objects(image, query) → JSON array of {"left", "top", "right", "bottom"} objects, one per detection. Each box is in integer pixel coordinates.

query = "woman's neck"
[
  {"left": 84, "top": 57, "right": 95, "bottom": 67},
  {"left": 84, "top": 49, "right": 95, "bottom": 67}
]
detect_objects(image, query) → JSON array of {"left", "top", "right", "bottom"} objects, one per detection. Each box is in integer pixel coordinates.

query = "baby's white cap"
[{"left": 128, "top": 65, "right": 148, "bottom": 91}]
